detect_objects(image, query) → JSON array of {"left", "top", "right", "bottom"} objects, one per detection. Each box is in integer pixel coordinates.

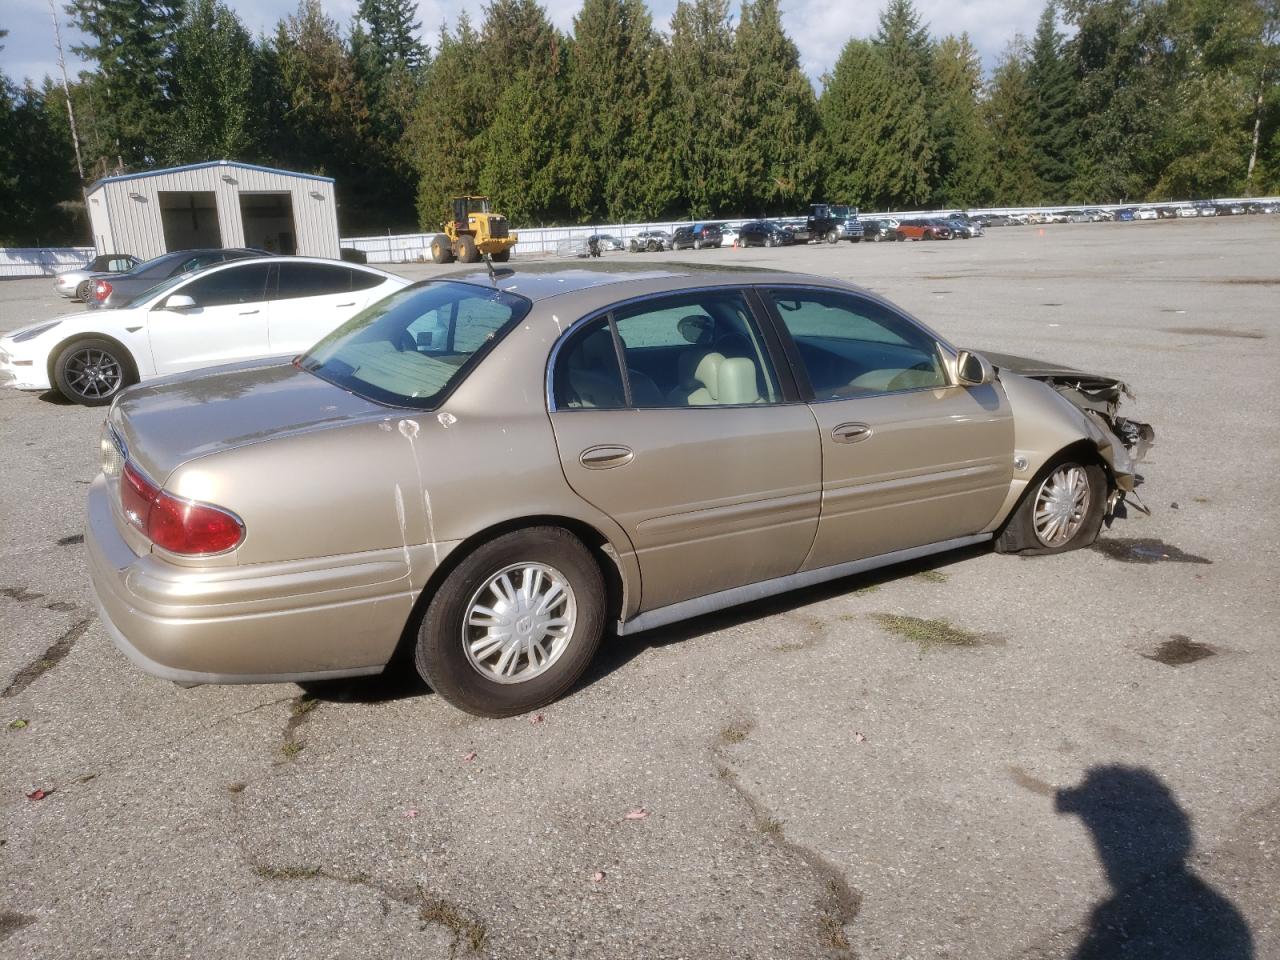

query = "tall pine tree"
[
  {"left": 669, "top": 0, "right": 738, "bottom": 218},
  {"left": 930, "top": 34, "right": 993, "bottom": 207},
  {"left": 983, "top": 40, "right": 1041, "bottom": 205},
  {"left": 729, "top": 0, "right": 822, "bottom": 213},
  {"left": 1025, "top": 2, "right": 1078, "bottom": 201},
  {"left": 871, "top": 0, "right": 933, "bottom": 204}
]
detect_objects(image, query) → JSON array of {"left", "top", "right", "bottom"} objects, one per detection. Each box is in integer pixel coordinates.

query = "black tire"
[
  {"left": 75, "top": 279, "right": 95, "bottom": 301},
  {"left": 491, "top": 249, "right": 511, "bottom": 263},
  {"left": 629, "top": 240, "right": 639, "bottom": 253},
  {"left": 995, "top": 459, "right": 1107, "bottom": 556},
  {"left": 53, "top": 337, "right": 136, "bottom": 407},
  {"left": 430, "top": 235, "right": 454, "bottom": 264},
  {"left": 923, "top": 231, "right": 933, "bottom": 240},
  {"left": 415, "top": 527, "right": 605, "bottom": 717},
  {"left": 457, "top": 235, "right": 479, "bottom": 263}
]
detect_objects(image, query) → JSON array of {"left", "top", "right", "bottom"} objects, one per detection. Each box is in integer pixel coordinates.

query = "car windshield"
[
  {"left": 121, "top": 269, "right": 199, "bottom": 309},
  {"left": 299, "top": 280, "right": 532, "bottom": 409}
]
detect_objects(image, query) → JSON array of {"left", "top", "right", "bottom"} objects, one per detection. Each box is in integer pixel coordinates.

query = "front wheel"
[
  {"left": 826, "top": 229, "right": 839, "bottom": 244},
  {"left": 53, "top": 338, "right": 135, "bottom": 406},
  {"left": 995, "top": 461, "right": 1106, "bottom": 555},
  {"left": 430, "top": 235, "right": 454, "bottom": 264},
  {"left": 415, "top": 527, "right": 605, "bottom": 717}
]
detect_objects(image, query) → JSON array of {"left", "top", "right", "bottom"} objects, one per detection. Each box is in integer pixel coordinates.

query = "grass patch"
[
  {"left": 719, "top": 721, "right": 753, "bottom": 745},
  {"left": 757, "top": 816, "right": 784, "bottom": 836},
  {"left": 420, "top": 896, "right": 488, "bottom": 953},
  {"left": 291, "top": 696, "right": 319, "bottom": 717},
  {"left": 872, "top": 614, "right": 984, "bottom": 653},
  {"left": 915, "top": 569, "right": 949, "bottom": 584}
]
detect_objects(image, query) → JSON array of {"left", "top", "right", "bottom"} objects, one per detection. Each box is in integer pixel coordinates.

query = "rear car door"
[
  {"left": 548, "top": 288, "right": 822, "bottom": 613},
  {"left": 269, "top": 263, "right": 378, "bottom": 356},
  {"left": 761, "top": 286, "right": 1014, "bottom": 570},
  {"left": 146, "top": 262, "right": 273, "bottom": 374}
]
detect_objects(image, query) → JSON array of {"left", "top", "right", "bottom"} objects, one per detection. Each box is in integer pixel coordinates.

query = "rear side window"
[
  {"left": 276, "top": 263, "right": 354, "bottom": 299},
  {"left": 299, "top": 281, "right": 530, "bottom": 409},
  {"left": 349, "top": 269, "right": 385, "bottom": 291},
  {"left": 179, "top": 263, "right": 272, "bottom": 307}
]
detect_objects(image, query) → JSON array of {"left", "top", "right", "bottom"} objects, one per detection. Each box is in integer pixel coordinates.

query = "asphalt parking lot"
[{"left": 2, "top": 218, "right": 1278, "bottom": 959}]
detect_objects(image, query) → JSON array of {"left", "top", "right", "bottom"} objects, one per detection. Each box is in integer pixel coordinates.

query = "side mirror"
[
  {"left": 956, "top": 349, "right": 995, "bottom": 386},
  {"left": 165, "top": 294, "right": 197, "bottom": 311}
]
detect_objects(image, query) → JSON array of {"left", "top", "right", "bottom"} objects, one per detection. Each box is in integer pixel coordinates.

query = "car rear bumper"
[{"left": 86, "top": 475, "right": 445, "bottom": 685}]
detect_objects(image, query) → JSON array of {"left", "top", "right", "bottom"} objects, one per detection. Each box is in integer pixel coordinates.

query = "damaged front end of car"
[{"left": 985, "top": 352, "right": 1155, "bottom": 516}]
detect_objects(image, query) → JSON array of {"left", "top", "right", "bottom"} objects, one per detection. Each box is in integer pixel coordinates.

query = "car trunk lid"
[{"left": 110, "top": 358, "right": 385, "bottom": 483}]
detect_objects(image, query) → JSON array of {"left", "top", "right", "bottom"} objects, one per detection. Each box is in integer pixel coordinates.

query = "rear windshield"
[{"left": 298, "top": 280, "right": 532, "bottom": 409}]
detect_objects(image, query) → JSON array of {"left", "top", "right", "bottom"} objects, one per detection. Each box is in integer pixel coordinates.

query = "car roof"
[{"left": 436, "top": 261, "right": 865, "bottom": 306}]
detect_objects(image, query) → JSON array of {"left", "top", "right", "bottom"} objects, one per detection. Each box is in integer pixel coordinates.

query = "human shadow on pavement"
[{"left": 1055, "top": 765, "right": 1253, "bottom": 960}]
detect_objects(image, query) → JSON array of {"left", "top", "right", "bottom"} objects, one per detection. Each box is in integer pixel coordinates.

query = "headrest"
[{"left": 713, "top": 357, "right": 760, "bottom": 404}]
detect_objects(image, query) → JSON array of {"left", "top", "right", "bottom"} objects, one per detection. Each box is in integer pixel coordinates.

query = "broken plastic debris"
[
  {"left": 529, "top": 713, "right": 545, "bottom": 725},
  {"left": 624, "top": 808, "right": 649, "bottom": 821},
  {"left": 854, "top": 732, "right": 867, "bottom": 743},
  {"left": 405, "top": 809, "right": 419, "bottom": 818},
  {"left": 463, "top": 751, "right": 477, "bottom": 762},
  {"left": 592, "top": 871, "right": 606, "bottom": 883},
  {"left": 26, "top": 788, "right": 51, "bottom": 801}
]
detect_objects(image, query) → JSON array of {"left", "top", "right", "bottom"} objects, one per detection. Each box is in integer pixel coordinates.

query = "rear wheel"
[
  {"left": 415, "top": 527, "right": 605, "bottom": 717},
  {"left": 430, "top": 235, "right": 454, "bottom": 264},
  {"left": 53, "top": 338, "right": 135, "bottom": 406},
  {"left": 694, "top": 239, "right": 703, "bottom": 250},
  {"left": 826, "top": 229, "right": 839, "bottom": 244},
  {"left": 996, "top": 460, "right": 1107, "bottom": 555},
  {"left": 457, "top": 235, "right": 479, "bottom": 263},
  {"left": 75, "top": 279, "right": 94, "bottom": 301}
]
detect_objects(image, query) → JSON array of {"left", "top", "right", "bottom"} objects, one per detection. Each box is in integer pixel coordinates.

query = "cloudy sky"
[{"left": 3, "top": 0, "right": 1042, "bottom": 89}]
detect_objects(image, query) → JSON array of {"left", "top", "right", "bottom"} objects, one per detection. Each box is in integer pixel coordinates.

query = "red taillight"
[
  {"left": 119, "top": 462, "right": 243, "bottom": 555},
  {"left": 93, "top": 279, "right": 112, "bottom": 302}
]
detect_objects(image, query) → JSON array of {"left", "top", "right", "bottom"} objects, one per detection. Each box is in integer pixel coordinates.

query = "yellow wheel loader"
[{"left": 429, "top": 196, "right": 518, "bottom": 264}]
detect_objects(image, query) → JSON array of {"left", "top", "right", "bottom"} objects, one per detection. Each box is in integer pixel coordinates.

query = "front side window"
[
  {"left": 300, "top": 281, "right": 530, "bottom": 409},
  {"left": 178, "top": 263, "right": 272, "bottom": 308},
  {"left": 554, "top": 290, "right": 780, "bottom": 409},
  {"left": 767, "top": 288, "right": 947, "bottom": 398}
]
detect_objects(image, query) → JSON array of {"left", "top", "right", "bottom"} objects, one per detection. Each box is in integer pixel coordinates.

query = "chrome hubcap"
[
  {"left": 462, "top": 563, "right": 576, "bottom": 684},
  {"left": 66, "top": 349, "right": 122, "bottom": 399},
  {"left": 1034, "top": 465, "right": 1090, "bottom": 547}
]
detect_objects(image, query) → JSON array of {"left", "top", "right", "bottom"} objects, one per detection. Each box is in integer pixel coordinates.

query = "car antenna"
[{"left": 481, "top": 253, "right": 514, "bottom": 283}]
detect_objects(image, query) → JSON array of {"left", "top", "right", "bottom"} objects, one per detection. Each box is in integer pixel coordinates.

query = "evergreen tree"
[
  {"left": 668, "top": 0, "right": 738, "bottom": 218},
  {"left": 567, "top": 0, "right": 671, "bottom": 221},
  {"left": 874, "top": 0, "right": 932, "bottom": 88},
  {"left": 819, "top": 39, "right": 931, "bottom": 209},
  {"left": 166, "top": 0, "right": 260, "bottom": 163},
  {"left": 729, "top": 0, "right": 822, "bottom": 213},
  {"left": 983, "top": 40, "right": 1041, "bottom": 205},
  {"left": 1025, "top": 1, "right": 1078, "bottom": 200},
  {"left": 407, "top": 16, "right": 487, "bottom": 228},
  {"left": 0, "top": 81, "right": 81, "bottom": 243},
  {"left": 66, "top": 0, "right": 182, "bottom": 170},
  {"left": 929, "top": 33, "right": 993, "bottom": 206}
]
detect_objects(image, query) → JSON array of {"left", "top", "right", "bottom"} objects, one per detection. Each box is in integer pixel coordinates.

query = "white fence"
[{"left": 0, "top": 247, "right": 95, "bottom": 278}]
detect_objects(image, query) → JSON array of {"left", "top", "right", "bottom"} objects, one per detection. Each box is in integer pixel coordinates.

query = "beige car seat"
[{"left": 685, "top": 354, "right": 761, "bottom": 405}]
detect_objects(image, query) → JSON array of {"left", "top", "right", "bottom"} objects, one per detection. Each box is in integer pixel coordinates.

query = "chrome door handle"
[
  {"left": 239, "top": 309, "right": 260, "bottom": 315},
  {"left": 831, "top": 422, "right": 872, "bottom": 443},
  {"left": 336, "top": 302, "right": 355, "bottom": 307},
  {"left": 580, "top": 445, "right": 634, "bottom": 469}
]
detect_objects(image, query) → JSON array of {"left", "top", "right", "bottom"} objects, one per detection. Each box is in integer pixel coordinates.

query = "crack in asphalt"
[
  {"left": 3, "top": 618, "right": 93, "bottom": 698},
  {"left": 713, "top": 723, "right": 862, "bottom": 957}
]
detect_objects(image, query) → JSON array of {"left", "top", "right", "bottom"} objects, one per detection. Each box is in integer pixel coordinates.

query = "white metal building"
[{"left": 85, "top": 161, "right": 340, "bottom": 260}]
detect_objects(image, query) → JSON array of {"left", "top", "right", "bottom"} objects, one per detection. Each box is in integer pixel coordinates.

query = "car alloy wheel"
[
  {"left": 1032, "top": 464, "right": 1091, "bottom": 547},
  {"left": 461, "top": 562, "right": 576, "bottom": 684},
  {"left": 65, "top": 347, "right": 123, "bottom": 400}
]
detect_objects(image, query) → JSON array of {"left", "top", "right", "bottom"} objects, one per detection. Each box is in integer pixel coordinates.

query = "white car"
[
  {"left": 1176, "top": 206, "right": 1198, "bottom": 218},
  {"left": 54, "top": 254, "right": 142, "bottom": 300},
  {"left": 1135, "top": 207, "right": 1158, "bottom": 220},
  {"left": 1, "top": 256, "right": 408, "bottom": 406}
]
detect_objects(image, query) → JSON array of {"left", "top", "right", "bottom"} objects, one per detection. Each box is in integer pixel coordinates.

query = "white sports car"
[
  {"left": 1135, "top": 207, "right": 1158, "bottom": 220},
  {"left": 1, "top": 256, "right": 408, "bottom": 406}
]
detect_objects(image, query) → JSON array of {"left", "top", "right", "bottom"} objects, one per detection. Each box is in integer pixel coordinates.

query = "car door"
[
  {"left": 761, "top": 285, "right": 1014, "bottom": 571},
  {"left": 146, "top": 262, "right": 273, "bottom": 374},
  {"left": 548, "top": 288, "right": 822, "bottom": 613},
  {"left": 269, "top": 263, "right": 380, "bottom": 356}
]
